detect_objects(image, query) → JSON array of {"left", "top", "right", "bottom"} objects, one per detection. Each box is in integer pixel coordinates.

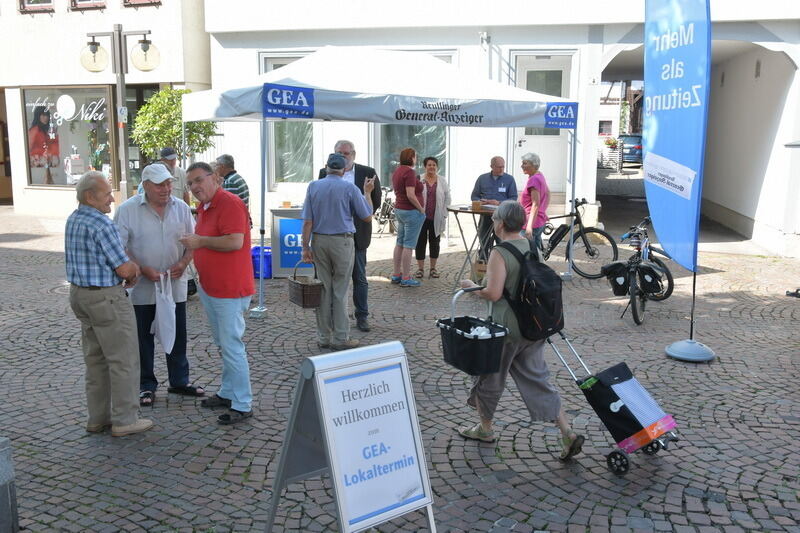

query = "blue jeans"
[
  {"left": 352, "top": 247, "right": 368, "bottom": 320},
  {"left": 198, "top": 286, "right": 253, "bottom": 412},
  {"left": 395, "top": 208, "right": 425, "bottom": 249},
  {"left": 134, "top": 302, "right": 189, "bottom": 392}
]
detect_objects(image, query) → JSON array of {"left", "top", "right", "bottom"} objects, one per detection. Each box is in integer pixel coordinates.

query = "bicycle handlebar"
[{"left": 572, "top": 198, "right": 588, "bottom": 207}]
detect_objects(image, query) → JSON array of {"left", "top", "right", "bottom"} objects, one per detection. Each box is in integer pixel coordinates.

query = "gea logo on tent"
[
  {"left": 263, "top": 83, "right": 315, "bottom": 118},
  {"left": 544, "top": 103, "right": 577, "bottom": 129}
]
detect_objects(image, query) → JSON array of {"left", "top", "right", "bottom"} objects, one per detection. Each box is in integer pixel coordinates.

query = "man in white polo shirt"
[{"left": 114, "top": 163, "right": 204, "bottom": 408}]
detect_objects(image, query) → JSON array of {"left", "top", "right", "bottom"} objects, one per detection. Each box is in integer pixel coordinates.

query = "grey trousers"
[
  {"left": 69, "top": 285, "right": 140, "bottom": 427},
  {"left": 468, "top": 338, "right": 562, "bottom": 422},
  {"left": 312, "top": 233, "right": 355, "bottom": 344}
]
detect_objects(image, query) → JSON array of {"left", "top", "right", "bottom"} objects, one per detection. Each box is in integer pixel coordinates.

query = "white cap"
[{"left": 141, "top": 164, "right": 173, "bottom": 184}]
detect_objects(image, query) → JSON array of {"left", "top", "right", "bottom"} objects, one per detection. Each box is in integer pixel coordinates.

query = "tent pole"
[
  {"left": 562, "top": 129, "right": 577, "bottom": 280},
  {"left": 250, "top": 117, "right": 268, "bottom": 318}
]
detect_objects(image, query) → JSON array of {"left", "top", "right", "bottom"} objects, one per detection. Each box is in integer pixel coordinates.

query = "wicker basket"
[{"left": 288, "top": 260, "right": 323, "bottom": 308}]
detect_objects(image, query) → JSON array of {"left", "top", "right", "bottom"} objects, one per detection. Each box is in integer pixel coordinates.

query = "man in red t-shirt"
[{"left": 180, "top": 162, "right": 254, "bottom": 425}]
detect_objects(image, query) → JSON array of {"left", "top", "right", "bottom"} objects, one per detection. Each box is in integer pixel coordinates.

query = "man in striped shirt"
[
  {"left": 66, "top": 171, "right": 153, "bottom": 437},
  {"left": 215, "top": 154, "right": 249, "bottom": 207}
]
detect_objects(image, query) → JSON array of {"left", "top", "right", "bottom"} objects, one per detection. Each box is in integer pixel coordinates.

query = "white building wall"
[{"left": 703, "top": 47, "right": 800, "bottom": 255}]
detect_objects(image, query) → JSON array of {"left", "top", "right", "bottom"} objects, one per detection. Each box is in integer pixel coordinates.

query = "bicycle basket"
[
  {"left": 436, "top": 315, "right": 508, "bottom": 375},
  {"left": 637, "top": 262, "right": 663, "bottom": 294},
  {"left": 601, "top": 261, "right": 629, "bottom": 296}
]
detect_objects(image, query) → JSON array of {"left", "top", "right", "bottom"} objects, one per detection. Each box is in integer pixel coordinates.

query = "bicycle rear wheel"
[
  {"left": 649, "top": 256, "right": 674, "bottom": 301},
  {"left": 630, "top": 274, "right": 646, "bottom": 325},
  {"left": 568, "top": 228, "right": 618, "bottom": 279}
]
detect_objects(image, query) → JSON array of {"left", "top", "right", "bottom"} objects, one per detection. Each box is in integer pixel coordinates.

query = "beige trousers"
[
  {"left": 312, "top": 233, "right": 355, "bottom": 344},
  {"left": 69, "top": 285, "right": 140, "bottom": 427},
  {"left": 468, "top": 339, "right": 562, "bottom": 422}
]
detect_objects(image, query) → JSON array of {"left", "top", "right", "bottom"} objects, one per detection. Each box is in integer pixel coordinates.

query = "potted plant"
[{"left": 604, "top": 137, "right": 619, "bottom": 150}]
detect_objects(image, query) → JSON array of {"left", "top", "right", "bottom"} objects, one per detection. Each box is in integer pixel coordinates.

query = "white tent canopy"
[
  {"left": 181, "top": 46, "right": 579, "bottom": 314},
  {"left": 182, "top": 46, "right": 577, "bottom": 128}
]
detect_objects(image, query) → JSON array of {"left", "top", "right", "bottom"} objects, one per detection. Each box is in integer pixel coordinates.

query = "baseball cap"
[
  {"left": 326, "top": 153, "right": 346, "bottom": 170},
  {"left": 159, "top": 147, "right": 178, "bottom": 160},
  {"left": 141, "top": 163, "right": 174, "bottom": 184}
]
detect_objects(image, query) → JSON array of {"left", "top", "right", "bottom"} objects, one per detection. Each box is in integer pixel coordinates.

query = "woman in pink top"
[{"left": 519, "top": 152, "right": 549, "bottom": 255}]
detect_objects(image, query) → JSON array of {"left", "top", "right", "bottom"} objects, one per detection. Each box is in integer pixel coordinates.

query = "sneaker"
[
  {"left": 331, "top": 338, "right": 360, "bottom": 351},
  {"left": 356, "top": 318, "right": 371, "bottom": 332},
  {"left": 400, "top": 278, "right": 421, "bottom": 287},
  {"left": 85, "top": 422, "right": 111, "bottom": 433},
  {"left": 390, "top": 274, "right": 402, "bottom": 284},
  {"left": 559, "top": 434, "right": 585, "bottom": 461},
  {"left": 111, "top": 418, "right": 154, "bottom": 437},
  {"left": 201, "top": 394, "right": 232, "bottom": 409},
  {"left": 458, "top": 422, "right": 496, "bottom": 443}
]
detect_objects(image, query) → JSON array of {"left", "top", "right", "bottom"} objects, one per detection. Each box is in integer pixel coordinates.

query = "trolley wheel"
[
  {"left": 606, "top": 450, "right": 630, "bottom": 475},
  {"left": 641, "top": 440, "right": 661, "bottom": 455}
]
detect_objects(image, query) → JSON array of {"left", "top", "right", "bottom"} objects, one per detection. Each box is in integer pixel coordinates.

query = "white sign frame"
[{"left": 265, "top": 341, "right": 436, "bottom": 533}]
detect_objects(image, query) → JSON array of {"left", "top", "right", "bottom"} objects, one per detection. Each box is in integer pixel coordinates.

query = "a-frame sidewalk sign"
[{"left": 265, "top": 341, "right": 436, "bottom": 533}]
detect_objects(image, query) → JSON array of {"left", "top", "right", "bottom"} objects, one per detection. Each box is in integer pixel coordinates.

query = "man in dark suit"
[{"left": 318, "top": 140, "right": 381, "bottom": 332}]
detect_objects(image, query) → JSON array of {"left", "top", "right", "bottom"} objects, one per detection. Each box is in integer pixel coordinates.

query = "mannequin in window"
[{"left": 28, "top": 106, "right": 60, "bottom": 184}]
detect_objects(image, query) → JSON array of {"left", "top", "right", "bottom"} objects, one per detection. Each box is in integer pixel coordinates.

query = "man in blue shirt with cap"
[{"left": 302, "top": 153, "right": 375, "bottom": 351}]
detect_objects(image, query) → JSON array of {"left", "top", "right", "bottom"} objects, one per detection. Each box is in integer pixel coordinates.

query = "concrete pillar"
[{"left": 0, "top": 437, "right": 19, "bottom": 533}]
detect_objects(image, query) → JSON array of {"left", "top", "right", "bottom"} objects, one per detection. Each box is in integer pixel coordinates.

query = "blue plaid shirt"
[{"left": 65, "top": 205, "right": 129, "bottom": 287}]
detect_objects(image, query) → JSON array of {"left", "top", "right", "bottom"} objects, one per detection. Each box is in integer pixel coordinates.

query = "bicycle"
[
  {"left": 620, "top": 216, "right": 675, "bottom": 325},
  {"left": 540, "top": 198, "right": 618, "bottom": 279},
  {"left": 375, "top": 186, "right": 396, "bottom": 235}
]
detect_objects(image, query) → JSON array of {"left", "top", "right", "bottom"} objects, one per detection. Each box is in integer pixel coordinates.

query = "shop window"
[
  {"left": 19, "top": 0, "right": 54, "bottom": 12},
  {"left": 261, "top": 55, "right": 314, "bottom": 185},
  {"left": 70, "top": 0, "right": 106, "bottom": 10},
  {"left": 23, "top": 86, "right": 114, "bottom": 187}
]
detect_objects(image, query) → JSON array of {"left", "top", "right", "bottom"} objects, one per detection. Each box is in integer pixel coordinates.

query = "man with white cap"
[{"left": 114, "top": 163, "right": 203, "bottom": 408}]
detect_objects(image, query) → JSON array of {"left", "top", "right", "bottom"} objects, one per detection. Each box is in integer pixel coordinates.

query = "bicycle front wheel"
[
  {"left": 649, "top": 256, "right": 674, "bottom": 301},
  {"left": 568, "top": 228, "right": 618, "bottom": 279},
  {"left": 630, "top": 274, "right": 646, "bottom": 325}
]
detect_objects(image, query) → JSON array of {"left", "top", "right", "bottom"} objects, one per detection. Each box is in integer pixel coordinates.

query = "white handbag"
[{"left": 151, "top": 271, "right": 176, "bottom": 354}]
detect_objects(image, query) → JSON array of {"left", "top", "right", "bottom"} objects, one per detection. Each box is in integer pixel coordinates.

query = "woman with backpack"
[{"left": 459, "top": 200, "right": 584, "bottom": 461}]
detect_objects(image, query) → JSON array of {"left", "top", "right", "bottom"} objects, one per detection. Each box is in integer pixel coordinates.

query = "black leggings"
[{"left": 415, "top": 219, "right": 440, "bottom": 260}]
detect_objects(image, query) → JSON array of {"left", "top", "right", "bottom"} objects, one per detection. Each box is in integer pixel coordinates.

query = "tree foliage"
[{"left": 131, "top": 88, "right": 216, "bottom": 160}]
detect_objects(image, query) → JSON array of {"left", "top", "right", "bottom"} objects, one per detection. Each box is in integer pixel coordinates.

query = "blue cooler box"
[{"left": 252, "top": 246, "right": 272, "bottom": 279}]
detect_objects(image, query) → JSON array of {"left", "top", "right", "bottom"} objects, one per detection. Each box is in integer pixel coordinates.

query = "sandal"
[
  {"left": 415, "top": 269, "right": 424, "bottom": 278},
  {"left": 167, "top": 385, "right": 206, "bottom": 397},
  {"left": 139, "top": 391, "right": 154, "bottom": 407},
  {"left": 429, "top": 268, "right": 440, "bottom": 278},
  {"left": 458, "top": 422, "right": 496, "bottom": 443},
  {"left": 218, "top": 408, "right": 253, "bottom": 425},
  {"left": 200, "top": 394, "right": 232, "bottom": 409},
  {"left": 559, "top": 433, "right": 585, "bottom": 461}
]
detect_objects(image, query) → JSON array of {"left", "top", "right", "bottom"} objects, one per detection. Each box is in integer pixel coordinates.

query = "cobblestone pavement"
[{"left": 0, "top": 206, "right": 798, "bottom": 532}]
